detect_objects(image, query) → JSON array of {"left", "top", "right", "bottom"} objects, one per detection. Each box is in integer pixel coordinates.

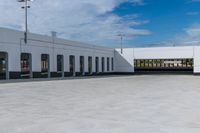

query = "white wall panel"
[
  {"left": 193, "top": 46, "right": 200, "bottom": 73},
  {"left": 115, "top": 48, "right": 134, "bottom": 72},
  {"left": 134, "top": 47, "right": 194, "bottom": 59}
]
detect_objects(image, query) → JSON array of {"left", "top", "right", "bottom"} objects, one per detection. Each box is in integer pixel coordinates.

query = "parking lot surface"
[{"left": 0, "top": 75, "right": 200, "bottom": 133}]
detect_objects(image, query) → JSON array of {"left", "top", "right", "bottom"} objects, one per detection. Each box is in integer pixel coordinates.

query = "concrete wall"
[
  {"left": 114, "top": 48, "right": 134, "bottom": 73},
  {"left": 134, "top": 46, "right": 194, "bottom": 59},
  {"left": 193, "top": 46, "right": 200, "bottom": 73}
]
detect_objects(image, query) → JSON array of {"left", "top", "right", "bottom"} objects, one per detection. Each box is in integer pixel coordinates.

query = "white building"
[
  {"left": 115, "top": 47, "right": 200, "bottom": 74},
  {"left": 0, "top": 27, "right": 200, "bottom": 80},
  {"left": 0, "top": 28, "right": 114, "bottom": 80}
]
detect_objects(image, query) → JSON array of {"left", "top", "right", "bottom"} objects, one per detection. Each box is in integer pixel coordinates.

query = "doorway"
[
  {"left": 70, "top": 55, "right": 75, "bottom": 76},
  {"left": 102, "top": 57, "right": 105, "bottom": 73},
  {"left": 88, "top": 56, "right": 92, "bottom": 75},
  {"left": 0, "top": 52, "right": 8, "bottom": 80},
  {"left": 21, "top": 53, "right": 32, "bottom": 78},
  {"left": 95, "top": 57, "right": 99, "bottom": 73},
  {"left": 80, "top": 56, "right": 85, "bottom": 76},
  {"left": 41, "top": 54, "right": 50, "bottom": 78},
  {"left": 57, "top": 55, "right": 64, "bottom": 77}
]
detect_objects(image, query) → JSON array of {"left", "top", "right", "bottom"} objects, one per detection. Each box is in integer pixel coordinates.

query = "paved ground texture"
[{"left": 0, "top": 75, "right": 200, "bottom": 133}]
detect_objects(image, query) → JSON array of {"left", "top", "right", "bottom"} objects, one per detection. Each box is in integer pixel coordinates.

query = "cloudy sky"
[{"left": 0, "top": 0, "right": 200, "bottom": 47}]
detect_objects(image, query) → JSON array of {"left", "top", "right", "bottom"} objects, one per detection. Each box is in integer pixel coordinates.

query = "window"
[
  {"left": 152, "top": 60, "right": 156, "bottom": 67},
  {"left": 157, "top": 59, "right": 161, "bottom": 67},
  {"left": 80, "top": 56, "right": 84, "bottom": 75},
  {"left": 88, "top": 56, "right": 92, "bottom": 74},
  {"left": 107, "top": 57, "right": 110, "bottom": 71},
  {"left": 0, "top": 53, "right": 6, "bottom": 73},
  {"left": 134, "top": 59, "right": 194, "bottom": 70},
  {"left": 111, "top": 57, "right": 114, "bottom": 71},
  {"left": 41, "top": 54, "right": 49, "bottom": 73},
  {"left": 102, "top": 57, "right": 105, "bottom": 72},
  {"left": 149, "top": 60, "right": 153, "bottom": 67},
  {"left": 21, "top": 53, "right": 32, "bottom": 78},
  {"left": 69, "top": 55, "right": 75, "bottom": 75},
  {"left": 188, "top": 59, "right": 193, "bottom": 67},
  {"left": 161, "top": 60, "right": 165, "bottom": 67},
  {"left": 0, "top": 52, "right": 8, "bottom": 80},
  {"left": 182, "top": 59, "right": 187, "bottom": 67},
  {"left": 95, "top": 57, "right": 99, "bottom": 73},
  {"left": 140, "top": 60, "right": 145, "bottom": 67},
  {"left": 57, "top": 55, "right": 63, "bottom": 72},
  {"left": 136, "top": 60, "right": 141, "bottom": 68}
]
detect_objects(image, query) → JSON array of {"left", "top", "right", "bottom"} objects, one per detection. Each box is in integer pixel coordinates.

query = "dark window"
[
  {"left": 102, "top": 57, "right": 105, "bottom": 72},
  {"left": 107, "top": 57, "right": 110, "bottom": 71},
  {"left": 80, "top": 56, "right": 84, "bottom": 75},
  {"left": 0, "top": 52, "right": 8, "bottom": 80},
  {"left": 69, "top": 55, "right": 75, "bottom": 75},
  {"left": 111, "top": 57, "right": 114, "bottom": 71},
  {"left": 57, "top": 55, "right": 63, "bottom": 72},
  {"left": 95, "top": 57, "right": 99, "bottom": 73},
  {"left": 88, "top": 56, "right": 92, "bottom": 74}
]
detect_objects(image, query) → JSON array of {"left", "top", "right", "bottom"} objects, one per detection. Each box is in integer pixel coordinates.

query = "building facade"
[
  {"left": 115, "top": 47, "right": 200, "bottom": 74},
  {"left": 0, "top": 28, "right": 114, "bottom": 80},
  {"left": 0, "top": 27, "right": 200, "bottom": 80}
]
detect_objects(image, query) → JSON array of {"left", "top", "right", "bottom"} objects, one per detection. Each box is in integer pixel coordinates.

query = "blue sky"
[
  {"left": 0, "top": 0, "right": 200, "bottom": 47},
  {"left": 114, "top": 0, "right": 200, "bottom": 47}
]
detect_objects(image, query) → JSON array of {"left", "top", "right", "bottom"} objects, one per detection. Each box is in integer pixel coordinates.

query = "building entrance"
[
  {"left": 88, "top": 56, "right": 92, "bottom": 75},
  {"left": 0, "top": 52, "right": 8, "bottom": 80},
  {"left": 80, "top": 56, "right": 85, "bottom": 76},
  {"left": 21, "top": 53, "right": 32, "bottom": 78},
  {"left": 70, "top": 55, "right": 75, "bottom": 76},
  {"left": 41, "top": 54, "right": 50, "bottom": 78}
]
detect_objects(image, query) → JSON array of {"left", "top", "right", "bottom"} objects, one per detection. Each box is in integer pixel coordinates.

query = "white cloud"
[
  {"left": 186, "top": 12, "right": 199, "bottom": 15},
  {"left": 175, "top": 23, "right": 200, "bottom": 45},
  {"left": 190, "top": 0, "right": 200, "bottom": 2},
  {"left": 0, "top": 0, "right": 150, "bottom": 46}
]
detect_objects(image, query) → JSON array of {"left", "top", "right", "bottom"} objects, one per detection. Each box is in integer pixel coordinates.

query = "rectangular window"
[
  {"left": 161, "top": 60, "right": 165, "bottom": 68},
  {"left": 69, "top": 55, "right": 75, "bottom": 75},
  {"left": 107, "top": 57, "right": 110, "bottom": 71},
  {"left": 181, "top": 59, "right": 185, "bottom": 67},
  {"left": 57, "top": 55, "right": 63, "bottom": 72},
  {"left": 0, "top": 53, "right": 6, "bottom": 73},
  {"left": 153, "top": 60, "right": 157, "bottom": 67},
  {"left": 111, "top": 57, "right": 114, "bottom": 71},
  {"left": 0, "top": 52, "right": 8, "bottom": 80},
  {"left": 149, "top": 60, "right": 153, "bottom": 67},
  {"left": 157, "top": 59, "right": 161, "bottom": 67},
  {"left": 134, "top": 59, "right": 193, "bottom": 70},
  {"left": 136, "top": 60, "right": 141, "bottom": 67},
  {"left": 188, "top": 59, "right": 193, "bottom": 67},
  {"left": 41, "top": 54, "right": 49, "bottom": 73},
  {"left": 102, "top": 57, "right": 105, "bottom": 72},
  {"left": 88, "top": 56, "right": 92, "bottom": 74},
  {"left": 80, "top": 56, "right": 84, "bottom": 75},
  {"left": 95, "top": 57, "right": 99, "bottom": 73},
  {"left": 141, "top": 60, "right": 145, "bottom": 67},
  {"left": 21, "top": 53, "right": 31, "bottom": 73},
  {"left": 145, "top": 60, "right": 149, "bottom": 67}
]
